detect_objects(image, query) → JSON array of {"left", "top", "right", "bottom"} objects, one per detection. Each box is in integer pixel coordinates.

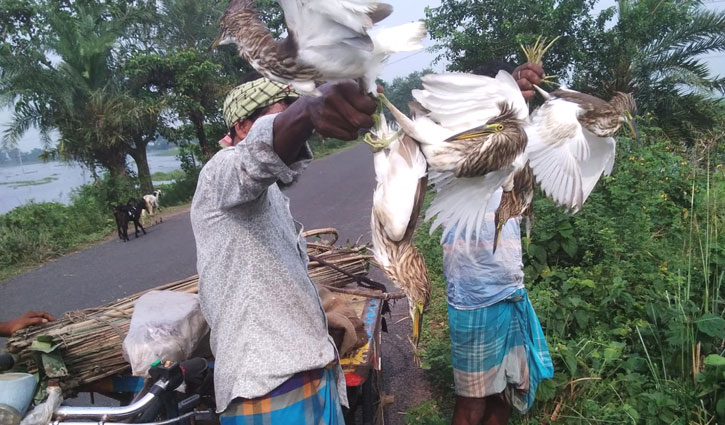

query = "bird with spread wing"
[
  {"left": 369, "top": 113, "right": 430, "bottom": 347},
  {"left": 212, "top": 0, "right": 426, "bottom": 96},
  {"left": 526, "top": 86, "right": 637, "bottom": 212},
  {"left": 382, "top": 70, "right": 529, "bottom": 247}
]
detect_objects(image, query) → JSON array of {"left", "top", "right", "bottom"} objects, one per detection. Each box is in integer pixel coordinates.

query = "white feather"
[
  {"left": 277, "top": 0, "right": 426, "bottom": 94},
  {"left": 414, "top": 71, "right": 528, "bottom": 132},
  {"left": 525, "top": 97, "right": 617, "bottom": 212},
  {"left": 424, "top": 166, "right": 513, "bottom": 246}
]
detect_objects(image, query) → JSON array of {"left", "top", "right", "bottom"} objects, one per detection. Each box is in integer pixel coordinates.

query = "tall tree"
[
  {"left": 424, "top": 0, "right": 603, "bottom": 79},
  {"left": 0, "top": 0, "right": 161, "bottom": 192},
  {"left": 573, "top": 0, "right": 725, "bottom": 141},
  {"left": 126, "top": 50, "right": 231, "bottom": 160},
  {"left": 138, "top": 0, "right": 284, "bottom": 161}
]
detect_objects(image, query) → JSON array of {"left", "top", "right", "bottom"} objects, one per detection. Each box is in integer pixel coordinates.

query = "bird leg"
[{"left": 363, "top": 93, "right": 400, "bottom": 152}]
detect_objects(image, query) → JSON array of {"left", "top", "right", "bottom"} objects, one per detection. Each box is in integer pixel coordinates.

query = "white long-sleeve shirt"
[{"left": 190, "top": 114, "right": 346, "bottom": 412}]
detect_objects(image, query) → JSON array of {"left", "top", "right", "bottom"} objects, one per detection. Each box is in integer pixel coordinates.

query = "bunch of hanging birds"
[
  {"left": 212, "top": 0, "right": 637, "bottom": 352},
  {"left": 383, "top": 37, "right": 638, "bottom": 254}
]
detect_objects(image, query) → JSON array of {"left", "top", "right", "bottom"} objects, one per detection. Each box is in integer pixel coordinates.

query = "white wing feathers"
[
  {"left": 580, "top": 133, "right": 616, "bottom": 202},
  {"left": 278, "top": 0, "right": 425, "bottom": 93},
  {"left": 280, "top": 0, "right": 382, "bottom": 35},
  {"left": 413, "top": 71, "right": 528, "bottom": 132},
  {"left": 425, "top": 168, "right": 513, "bottom": 245},
  {"left": 525, "top": 98, "right": 616, "bottom": 212},
  {"left": 372, "top": 117, "right": 427, "bottom": 243}
]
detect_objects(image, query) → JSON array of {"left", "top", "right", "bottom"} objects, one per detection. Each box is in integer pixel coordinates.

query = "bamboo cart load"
[{"left": 5, "top": 228, "right": 376, "bottom": 394}]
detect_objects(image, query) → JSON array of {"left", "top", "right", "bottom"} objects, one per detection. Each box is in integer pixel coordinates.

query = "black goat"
[
  {"left": 126, "top": 198, "right": 148, "bottom": 238},
  {"left": 113, "top": 199, "right": 148, "bottom": 242},
  {"left": 113, "top": 205, "right": 133, "bottom": 242}
]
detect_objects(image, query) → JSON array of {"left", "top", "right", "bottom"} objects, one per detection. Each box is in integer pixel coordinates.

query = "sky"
[{"left": 3, "top": 0, "right": 724, "bottom": 152}]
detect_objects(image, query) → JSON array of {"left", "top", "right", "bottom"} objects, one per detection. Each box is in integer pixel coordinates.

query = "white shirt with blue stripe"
[{"left": 443, "top": 189, "right": 525, "bottom": 310}]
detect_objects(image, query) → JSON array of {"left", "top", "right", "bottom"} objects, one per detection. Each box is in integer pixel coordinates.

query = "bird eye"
[{"left": 495, "top": 124, "right": 504, "bottom": 132}]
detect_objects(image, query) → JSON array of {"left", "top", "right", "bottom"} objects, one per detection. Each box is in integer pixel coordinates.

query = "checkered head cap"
[{"left": 223, "top": 78, "right": 300, "bottom": 129}]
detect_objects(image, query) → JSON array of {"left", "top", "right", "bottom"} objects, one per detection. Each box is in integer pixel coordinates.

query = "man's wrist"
[{"left": 272, "top": 97, "right": 316, "bottom": 164}]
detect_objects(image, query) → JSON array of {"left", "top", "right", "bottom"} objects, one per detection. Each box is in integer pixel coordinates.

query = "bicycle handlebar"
[{"left": 53, "top": 379, "right": 170, "bottom": 420}]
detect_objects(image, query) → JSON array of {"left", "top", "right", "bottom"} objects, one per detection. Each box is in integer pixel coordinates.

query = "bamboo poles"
[{"left": 6, "top": 228, "right": 373, "bottom": 393}]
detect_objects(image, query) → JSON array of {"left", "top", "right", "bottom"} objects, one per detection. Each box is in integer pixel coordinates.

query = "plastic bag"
[
  {"left": 18, "top": 386, "right": 61, "bottom": 425},
  {"left": 122, "top": 291, "right": 209, "bottom": 377}
]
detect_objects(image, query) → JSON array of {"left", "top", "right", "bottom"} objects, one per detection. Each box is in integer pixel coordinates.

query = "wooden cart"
[{"left": 339, "top": 293, "right": 385, "bottom": 425}]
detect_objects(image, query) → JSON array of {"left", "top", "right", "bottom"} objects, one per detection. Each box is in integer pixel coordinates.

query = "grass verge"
[{"left": 310, "top": 138, "right": 360, "bottom": 159}]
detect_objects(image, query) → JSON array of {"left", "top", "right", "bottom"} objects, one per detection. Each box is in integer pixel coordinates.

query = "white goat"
[{"left": 142, "top": 189, "right": 162, "bottom": 225}]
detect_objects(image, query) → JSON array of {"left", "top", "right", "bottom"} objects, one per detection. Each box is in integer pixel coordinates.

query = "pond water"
[{"left": 0, "top": 153, "right": 181, "bottom": 214}]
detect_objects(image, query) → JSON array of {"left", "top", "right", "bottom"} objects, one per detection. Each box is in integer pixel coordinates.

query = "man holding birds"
[
  {"left": 190, "top": 75, "right": 376, "bottom": 425},
  {"left": 446, "top": 61, "right": 554, "bottom": 425}
]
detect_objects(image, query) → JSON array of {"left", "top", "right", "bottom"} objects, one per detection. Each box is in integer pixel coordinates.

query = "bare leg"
[
  {"left": 452, "top": 396, "right": 486, "bottom": 425},
  {"left": 481, "top": 393, "right": 511, "bottom": 425}
]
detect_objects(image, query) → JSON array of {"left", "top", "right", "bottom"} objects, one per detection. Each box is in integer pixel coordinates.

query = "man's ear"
[{"left": 233, "top": 120, "right": 245, "bottom": 134}]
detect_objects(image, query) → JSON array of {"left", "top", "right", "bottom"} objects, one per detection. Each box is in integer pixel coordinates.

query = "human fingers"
[
  {"left": 522, "top": 62, "right": 545, "bottom": 78},
  {"left": 517, "top": 78, "right": 534, "bottom": 92},
  {"left": 313, "top": 107, "right": 360, "bottom": 141},
  {"left": 517, "top": 69, "right": 543, "bottom": 86},
  {"left": 336, "top": 81, "right": 377, "bottom": 116},
  {"left": 32, "top": 311, "right": 56, "bottom": 321}
]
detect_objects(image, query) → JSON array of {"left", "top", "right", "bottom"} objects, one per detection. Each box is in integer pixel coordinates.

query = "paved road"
[{"left": 0, "top": 143, "right": 432, "bottom": 423}]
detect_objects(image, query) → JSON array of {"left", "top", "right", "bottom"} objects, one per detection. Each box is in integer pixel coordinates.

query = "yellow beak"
[
  {"left": 209, "top": 34, "right": 223, "bottom": 51},
  {"left": 625, "top": 112, "right": 639, "bottom": 142},
  {"left": 411, "top": 301, "right": 425, "bottom": 347}
]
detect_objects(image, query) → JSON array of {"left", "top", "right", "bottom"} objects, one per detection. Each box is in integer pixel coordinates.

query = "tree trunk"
[
  {"left": 190, "top": 112, "right": 212, "bottom": 160},
  {"left": 129, "top": 141, "right": 153, "bottom": 195},
  {"left": 107, "top": 156, "right": 129, "bottom": 180}
]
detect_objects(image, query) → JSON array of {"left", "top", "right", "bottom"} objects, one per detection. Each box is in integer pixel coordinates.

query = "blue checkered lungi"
[
  {"left": 448, "top": 288, "right": 553, "bottom": 413},
  {"left": 220, "top": 367, "right": 345, "bottom": 425}
]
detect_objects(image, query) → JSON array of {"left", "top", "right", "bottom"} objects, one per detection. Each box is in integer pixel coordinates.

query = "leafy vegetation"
[
  {"left": 410, "top": 127, "right": 725, "bottom": 423},
  {"left": 150, "top": 169, "right": 186, "bottom": 182}
]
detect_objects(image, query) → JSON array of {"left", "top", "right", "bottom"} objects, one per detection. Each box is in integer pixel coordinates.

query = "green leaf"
[
  {"left": 40, "top": 351, "right": 68, "bottom": 378},
  {"left": 717, "top": 397, "right": 725, "bottom": 418},
  {"left": 603, "top": 342, "right": 625, "bottom": 361},
  {"left": 696, "top": 313, "right": 725, "bottom": 338},
  {"left": 622, "top": 404, "right": 640, "bottom": 422},
  {"left": 579, "top": 279, "right": 596, "bottom": 288},
  {"left": 705, "top": 354, "right": 725, "bottom": 367},
  {"left": 561, "top": 238, "right": 578, "bottom": 257},
  {"left": 560, "top": 347, "right": 578, "bottom": 376}
]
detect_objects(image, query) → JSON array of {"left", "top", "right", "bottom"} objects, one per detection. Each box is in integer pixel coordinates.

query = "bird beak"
[
  {"left": 625, "top": 112, "right": 639, "bottom": 143},
  {"left": 493, "top": 215, "right": 504, "bottom": 254},
  {"left": 411, "top": 301, "right": 424, "bottom": 347},
  {"left": 209, "top": 33, "right": 223, "bottom": 51}
]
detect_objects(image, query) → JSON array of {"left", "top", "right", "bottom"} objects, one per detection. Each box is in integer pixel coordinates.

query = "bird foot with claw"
[{"left": 363, "top": 130, "right": 390, "bottom": 152}]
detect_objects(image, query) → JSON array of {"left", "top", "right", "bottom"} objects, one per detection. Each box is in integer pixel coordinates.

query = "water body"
[{"left": 0, "top": 153, "right": 181, "bottom": 214}]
